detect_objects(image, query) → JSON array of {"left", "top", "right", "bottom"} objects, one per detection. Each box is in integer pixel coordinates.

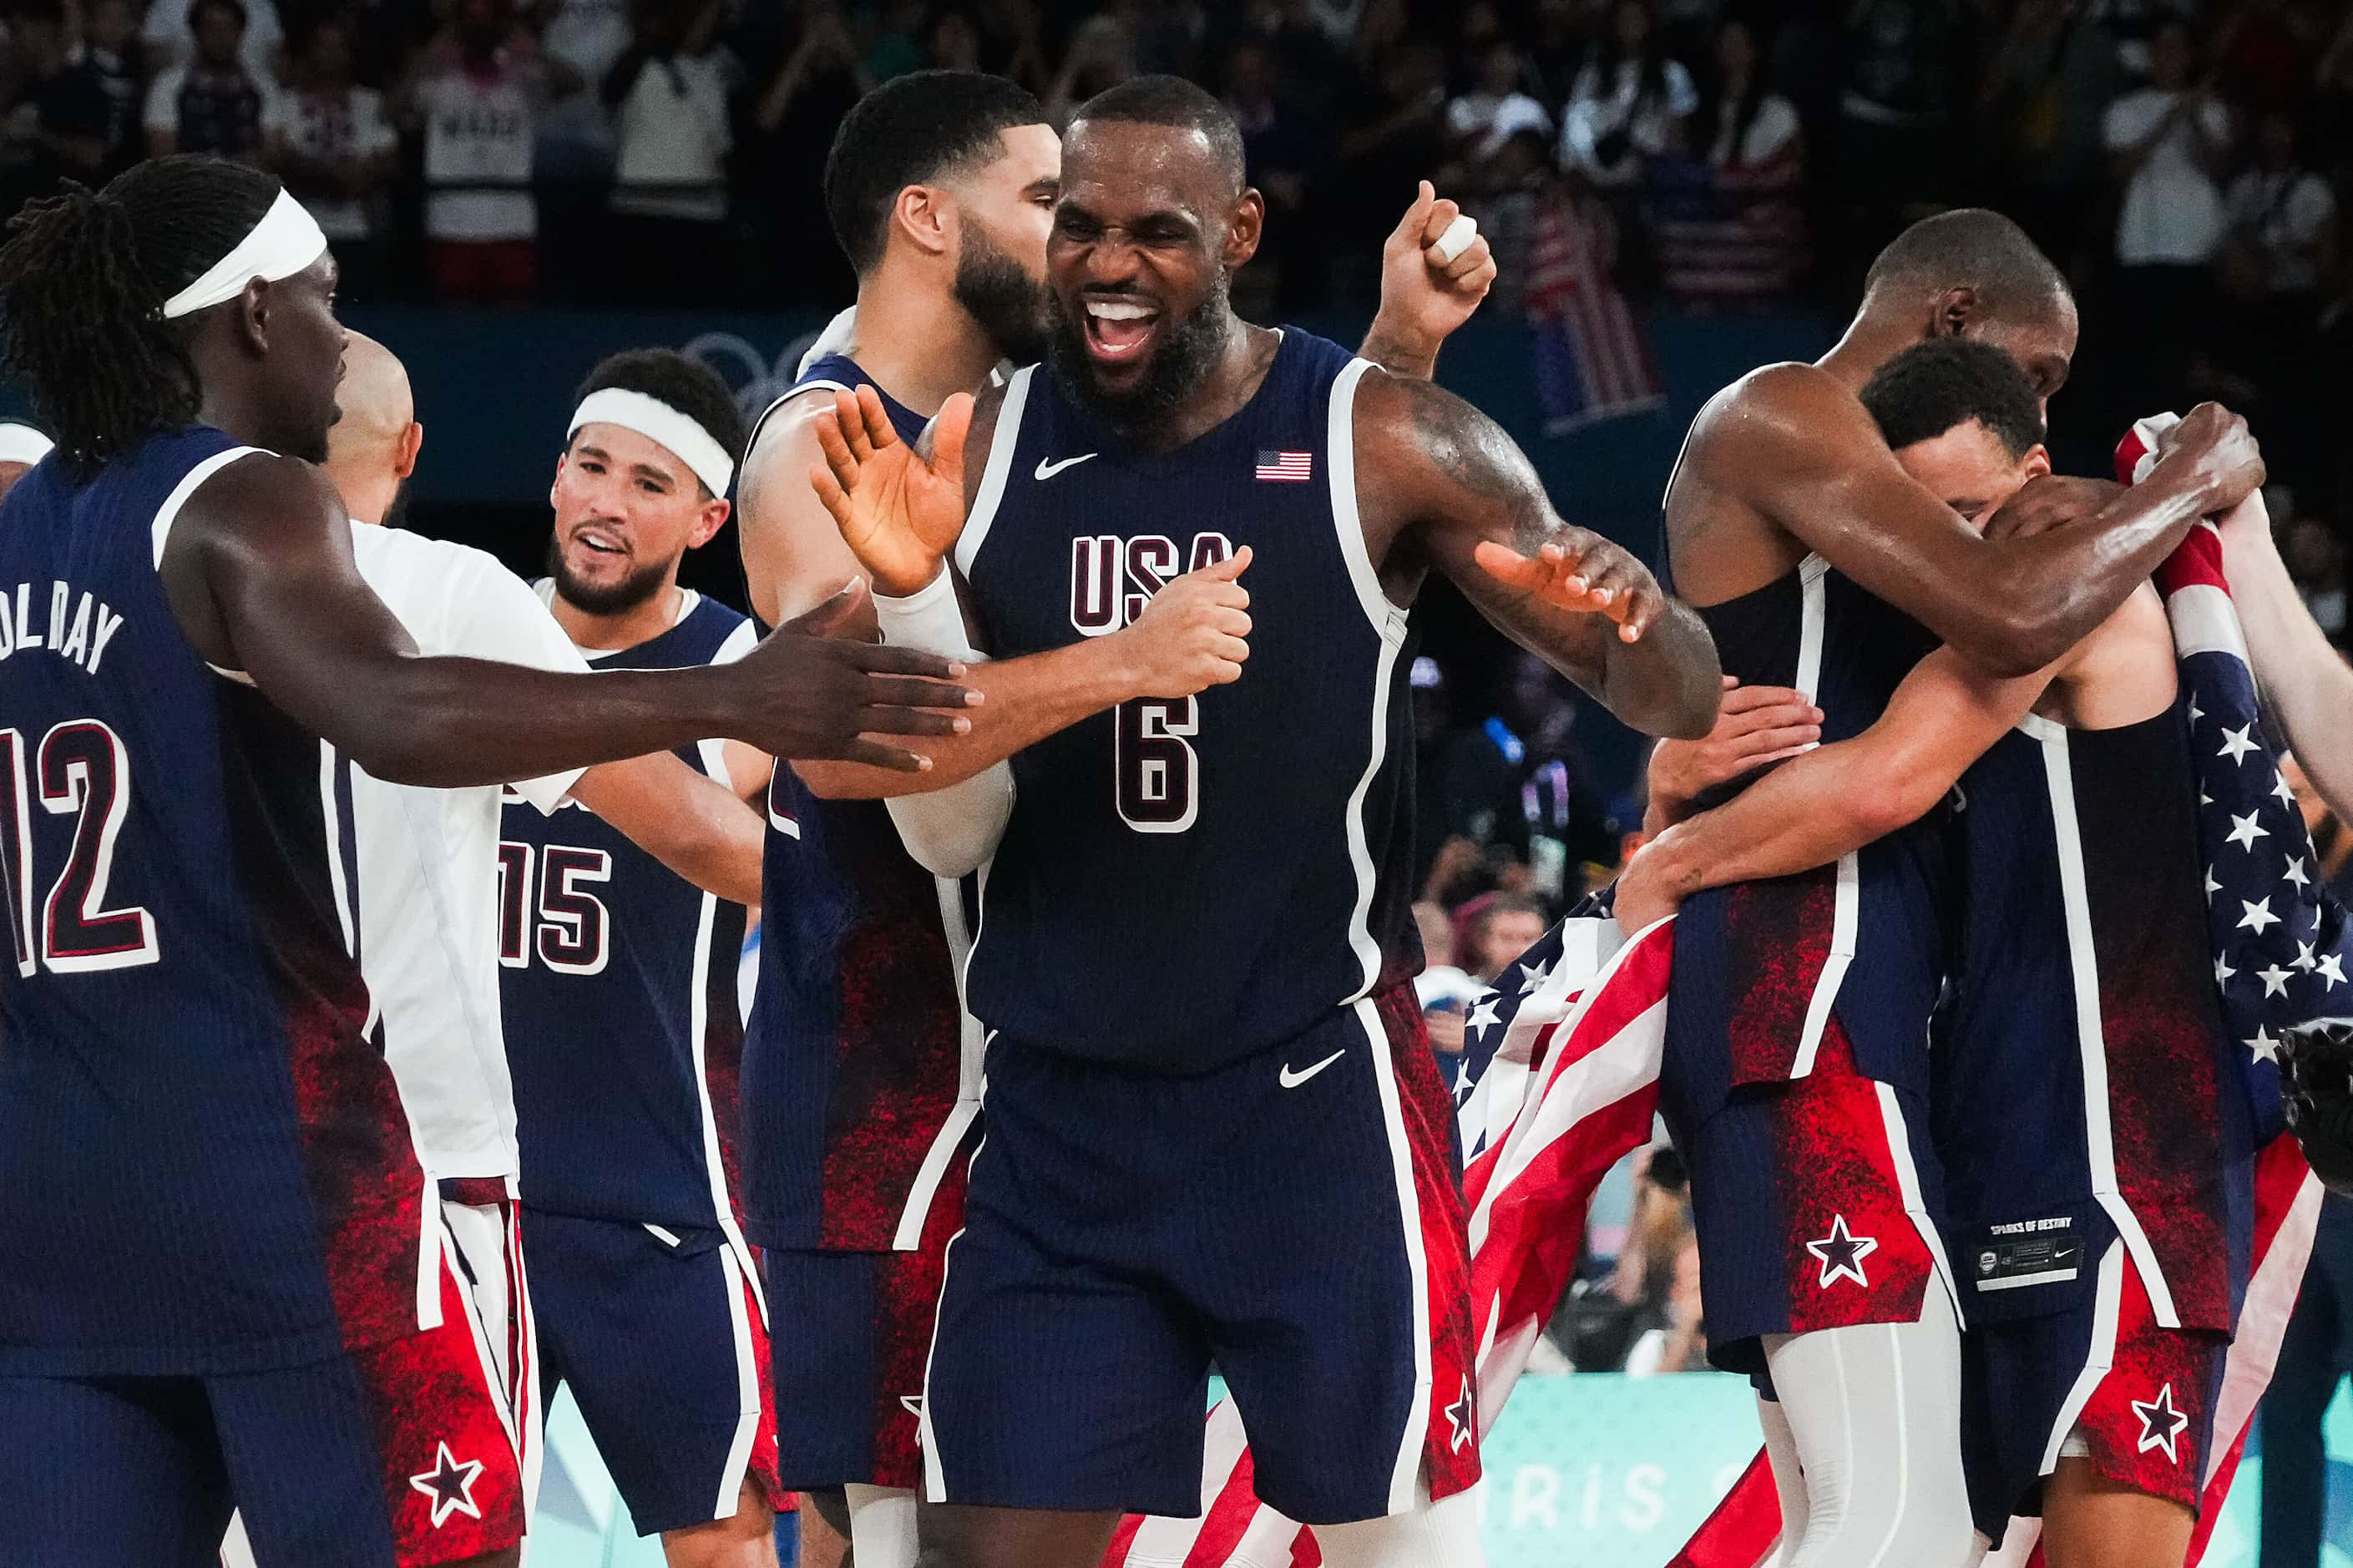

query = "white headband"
[
  {"left": 159, "top": 189, "right": 330, "bottom": 320},
  {"left": 567, "top": 387, "right": 736, "bottom": 498},
  {"left": 0, "top": 422, "right": 51, "bottom": 466}
]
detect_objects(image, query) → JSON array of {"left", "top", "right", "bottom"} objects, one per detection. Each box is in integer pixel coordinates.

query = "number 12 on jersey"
[
  {"left": 1115, "top": 697, "right": 1198, "bottom": 833},
  {"left": 0, "top": 721, "right": 160, "bottom": 975}
]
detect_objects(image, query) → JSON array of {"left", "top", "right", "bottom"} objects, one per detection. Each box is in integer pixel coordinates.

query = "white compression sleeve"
[
  {"left": 873, "top": 571, "right": 1014, "bottom": 878},
  {"left": 1757, "top": 1389, "right": 1810, "bottom": 1562},
  {"left": 1758, "top": 1282, "right": 1976, "bottom": 1568},
  {"left": 1314, "top": 1479, "right": 1487, "bottom": 1568},
  {"left": 843, "top": 1482, "right": 919, "bottom": 1568}
]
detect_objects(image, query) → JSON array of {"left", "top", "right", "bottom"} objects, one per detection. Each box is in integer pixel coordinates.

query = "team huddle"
[{"left": 0, "top": 53, "right": 2335, "bottom": 1568}]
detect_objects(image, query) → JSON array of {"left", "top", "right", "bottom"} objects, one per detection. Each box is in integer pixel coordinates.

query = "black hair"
[
  {"left": 1071, "top": 75, "right": 1247, "bottom": 196},
  {"left": 0, "top": 156, "right": 281, "bottom": 477},
  {"left": 190, "top": 0, "right": 249, "bottom": 31},
  {"left": 1591, "top": 0, "right": 1672, "bottom": 114},
  {"left": 1862, "top": 208, "right": 2072, "bottom": 328},
  {"left": 822, "top": 70, "right": 1048, "bottom": 276},
  {"left": 572, "top": 347, "right": 748, "bottom": 498},
  {"left": 1859, "top": 338, "right": 2046, "bottom": 461}
]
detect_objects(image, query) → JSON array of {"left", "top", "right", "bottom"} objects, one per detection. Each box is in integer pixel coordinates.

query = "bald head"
[{"left": 322, "top": 331, "right": 423, "bottom": 526}]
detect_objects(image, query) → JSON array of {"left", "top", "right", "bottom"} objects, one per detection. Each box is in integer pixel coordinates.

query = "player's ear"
[
  {"left": 396, "top": 420, "right": 423, "bottom": 480},
  {"left": 690, "top": 495, "right": 731, "bottom": 548},
  {"left": 1930, "top": 286, "right": 1978, "bottom": 338},
  {"left": 2022, "top": 443, "right": 2052, "bottom": 480},
  {"left": 1224, "top": 188, "right": 1264, "bottom": 270},
  {"left": 893, "top": 183, "right": 953, "bottom": 260},
  {"left": 233, "top": 275, "right": 270, "bottom": 357}
]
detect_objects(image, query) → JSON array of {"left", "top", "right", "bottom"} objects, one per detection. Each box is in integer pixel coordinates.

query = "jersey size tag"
[{"left": 1967, "top": 1215, "right": 2083, "bottom": 1293}]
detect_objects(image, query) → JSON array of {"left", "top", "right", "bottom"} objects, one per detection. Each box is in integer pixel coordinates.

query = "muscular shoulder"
[
  {"left": 1349, "top": 367, "right": 1531, "bottom": 499},
  {"left": 1685, "top": 362, "right": 1868, "bottom": 474},
  {"left": 738, "top": 391, "right": 834, "bottom": 512},
  {"left": 175, "top": 450, "right": 345, "bottom": 562},
  {"left": 2047, "top": 580, "right": 2175, "bottom": 727}
]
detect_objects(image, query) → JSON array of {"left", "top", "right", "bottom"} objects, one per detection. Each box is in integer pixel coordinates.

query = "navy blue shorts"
[
  {"left": 524, "top": 1209, "right": 782, "bottom": 1535},
  {"left": 919, "top": 986, "right": 1480, "bottom": 1526},
  {"left": 766, "top": 1140, "right": 968, "bottom": 1492},
  {"left": 1960, "top": 1238, "right": 2227, "bottom": 1543},
  {"left": 0, "top": 1247, "right": 524, "bottom": 1568}
]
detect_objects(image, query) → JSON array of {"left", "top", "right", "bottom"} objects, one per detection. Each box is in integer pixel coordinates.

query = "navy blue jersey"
[
  {"left": 499, "top": 592, "right": 756, "bottom": 1232},
  {"left": 0, "top": 428, "right": 426, "bottom": 1376},
  {"left": 741, "top": 357, "right": 979, "bottom": 1253},
  {"left": 1661, "top": 553, "right": 1952, "bottom": 1117},
  {"left": 953, "top": 330, "right": 1420, "bottom": 1070},
  {"left": 1936, "top": 701, "right": 2252, "bottom": 1334}
]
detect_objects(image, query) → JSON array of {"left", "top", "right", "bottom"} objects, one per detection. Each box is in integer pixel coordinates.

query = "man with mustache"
[{"left": 808, "top": 74, "right": 1721, "bottom": 1568}]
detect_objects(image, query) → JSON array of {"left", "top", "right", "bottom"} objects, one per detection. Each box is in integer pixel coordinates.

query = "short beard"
[
  {"left": 1045, "top": 269, "right": 1232, "bottom": 441},
  {"left": 952, "top": 225, "right": 1050, "bottom": 366},
  {"left": 544, "top": 535, "right": 673, "bottom": 618}
]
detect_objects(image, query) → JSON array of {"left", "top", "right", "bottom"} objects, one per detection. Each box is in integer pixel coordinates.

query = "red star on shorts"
[
  {"left": 1804, "top": 1213, "right": 1879, "bottom": 1290},
  {"left": 2133, "top": 1383, "right": 2190, "bottom": 1464},
  {"left": 408, "top": 1441, "right": 484, "bottom": 1529}
]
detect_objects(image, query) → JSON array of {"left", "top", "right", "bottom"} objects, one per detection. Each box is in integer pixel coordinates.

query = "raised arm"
[
  {"left": 1355, "top": 181, "right": 1497, "bottom": 379},
  {"left": 161, "top": 453, "right": 974, "bottom": 786},
  {"left": 1352, "top": 371, "right": 1723, "bottom": 738},
  {"left": 2217, "top": 493, "right": 2353, "bottom": 823},
  {"left": 1707, "top": 371, "right": 2264, "bottom": 675},
  {"left": 1613, "top": 646, "right": 2054, "bottom": 928}
]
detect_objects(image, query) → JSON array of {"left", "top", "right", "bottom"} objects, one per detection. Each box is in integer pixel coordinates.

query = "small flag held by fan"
[{"left": 1254, "top": 450, "right": 1312, "bottom": 482}]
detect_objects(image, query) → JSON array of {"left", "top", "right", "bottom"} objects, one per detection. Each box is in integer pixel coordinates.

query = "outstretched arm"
[
  {"left": 2217, "top": 493, "right": 2353, "bottom": 822},
  {"left": 569, "top": 753, "right": 766, "bottom": 907},
  {"left": 1612, "top": 646, "right": 2054, "bottom": 928},
  {"left": 1353, "top": 372, "right": 1722, "bottom": 738},
  {"left": 1706, "top": 372, "right": 2264, "bottom": 676},
  {"left": 162, "top": 455, "right": 973, "bottom": 786}
]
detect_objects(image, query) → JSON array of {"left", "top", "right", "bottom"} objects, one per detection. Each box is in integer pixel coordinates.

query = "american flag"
[
  {"left": 1106, "top": 914, "right": 1674, "bottom": 1568},
  {"left": 1255, "top": 450, "right": 1313, "bottom": 483},
  {"left": 1526, "top": 185, "right": 1665, "bottom": 437}
]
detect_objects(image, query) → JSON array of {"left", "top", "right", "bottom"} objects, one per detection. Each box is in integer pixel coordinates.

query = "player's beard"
[
  {"left": 1045, "top": 267, "right": 1231, "bottom": 441},
  {"left": 544, "top": 535, "right": 674, "bottom": 617},
  {"left": 952, "top": 224, "right": 1050, "bottom": 367}
]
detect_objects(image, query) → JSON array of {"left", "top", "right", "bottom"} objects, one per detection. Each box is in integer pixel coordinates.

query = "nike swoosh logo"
[
  {"left": 1035, "top": 454, "right": 1096, "bottom": 480},
  {"left": 1278, "top": 1048, "right": 1346, "bottom": 1089}
]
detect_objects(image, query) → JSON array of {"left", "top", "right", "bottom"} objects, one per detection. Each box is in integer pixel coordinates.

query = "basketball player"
[
  {"left": 0, "top": 418, "right": 51, "bottom": 499},
  {"left": 733, "top": 71, "right": 1499, "bottom": 1568},
  {"left": 1637, "top": 211, "right": 2263, "bottom": 1565},
  {"left": 0, "top": 157, "right": 964, "bottom": 1568},
  {"left": 1619, "top": 338, "right": 2258, "bottom": 1568},
  {"left": 499, "top": 347, "right": 791, "bottom": 1568},
  {"left": 807, "top": 78, "right": 1720, "bottom": 1568}
]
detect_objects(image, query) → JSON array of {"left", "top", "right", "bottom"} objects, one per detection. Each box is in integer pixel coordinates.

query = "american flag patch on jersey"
[{"left": 1254, "top": 450, "right": 1312, "bottom": 482}]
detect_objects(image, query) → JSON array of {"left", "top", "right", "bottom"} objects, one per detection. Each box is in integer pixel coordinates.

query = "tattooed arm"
[{"left": 1354, "top": 372, "right": 1721, "bottom": 739}]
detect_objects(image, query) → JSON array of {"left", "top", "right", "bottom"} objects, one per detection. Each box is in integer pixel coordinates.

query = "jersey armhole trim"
[
  {"left": 954, "top": 365, "right": 1031, "bottom": 582},
  {"left": 1326, "top": 357, "right": 1398, "bottom": 637},
  {"left": 745, "top": 380, "right": 853, "bottom": 464},
  {"left": 151, "top": 443, "right": 271, "bottom": 683}
]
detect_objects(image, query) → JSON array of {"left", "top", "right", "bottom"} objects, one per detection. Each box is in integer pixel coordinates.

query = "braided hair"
[{"left": 0, "top": 156, "right": 281, "bottom": 477}]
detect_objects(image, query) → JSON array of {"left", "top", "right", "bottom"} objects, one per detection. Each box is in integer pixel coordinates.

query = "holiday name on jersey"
[{"left": 0, "top": 580, "right": 129, "bottom": 676}]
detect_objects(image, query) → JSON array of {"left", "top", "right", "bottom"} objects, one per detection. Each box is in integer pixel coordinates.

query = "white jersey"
[{"left": 348, "top": 523, "right": 588, "bottom": 1179}]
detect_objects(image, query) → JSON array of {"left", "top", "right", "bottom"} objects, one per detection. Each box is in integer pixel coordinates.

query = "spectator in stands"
[
  {"left": 2, "top": 0, "right": 80, "bottom": 197},
  {"left": 1559, "top": 0, "right": 1697, "bottom": 192},
  {"left": 2224, "top": 108, "right": 2337, "bottom": 310},
  {"left": 1324, "top": 36, "right": 1448, "bottom": 297},
  {"left": 141, "top": 0, "right": 280, "bottom": 81},
  {"left": 1833, "top": 0, "right": 1965, "bottom": 280},
  {"left": 404, "top": 0, "right": 577, "bottom": 304},
  {"left": 1975, "top": 0, "right": 2129, "bottom": 274},
  {"left": 264, "top": 19, "right": 397, "bottom": 301},
  {"left": 144, "top": 0, "right": 278, "bottom": 164},
  {"left": 745, "top": 0, "right": 869, "bottom": 309},
  {"left": 604, "top": 0, "right": 735, "bottom": 304},
  {"left": 2103, "top": 18, "right": 2233, "bottom": 412},
  {"left": 1558, "top": 1146, "right": 1698, "bottom": 1372},
  {"left": 1455, "top": 893, "right": 1549, "bottom": 985},
  {"left": 928, "top": 9, "right": 984, "bottom": 72},
  {"left": 2283, "top": 508, "right": 2349, "bottom": 640},
  {"left": 1652, "top": 15, "right": 1806, "bottom": 303},
  {"left": 973, "top": 0, "right": 1052, "bottom": 90},
  {"left": 1447, "top": 39, "right": 1551, "bottom": 175},
  {"left": 1045, "top": 12, "right": 1136, "bottom": 124},
  {"left": 27, "top": 0, "right": 144, "bottom": 185},
  {"left": 1222, "top": 34, "right": 1313, "bottom": 316},
  {"left": 1411, "top": 902, "right": 1482, "bottom": 1060}
]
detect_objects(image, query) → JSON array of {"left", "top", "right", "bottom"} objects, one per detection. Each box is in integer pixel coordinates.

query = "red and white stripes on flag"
[
  {"left": 1104, "top": 917, "right": 1676, "bottom": 1568},
  {"left": 1255, "top": 451, "right": 1313, "bottom": 483}
]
